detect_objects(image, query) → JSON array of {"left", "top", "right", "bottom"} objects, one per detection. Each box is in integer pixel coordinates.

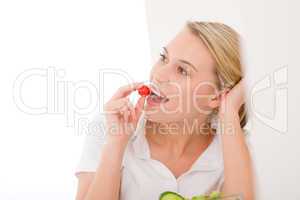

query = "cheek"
[
  {"left": 190, "top": 84, "right": 216, "bottom": 114},
  {"left": 161, "top": 87, "right": 192, "bottom": 115},
  {"left": 162, "top": 83, "right": 195, "bottom": 113},
  {"left": 149, "top": 63, "right": 159, "bottom": 78}
]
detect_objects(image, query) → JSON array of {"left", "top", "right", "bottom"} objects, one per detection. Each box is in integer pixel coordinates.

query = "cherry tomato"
[{"left": 138, "top": 85, "right": 151, "bottom": 96}]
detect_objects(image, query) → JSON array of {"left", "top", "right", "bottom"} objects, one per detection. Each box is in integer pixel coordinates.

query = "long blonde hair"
[{"left": 186, "top": 21, "right": 247, "bottom": 129}]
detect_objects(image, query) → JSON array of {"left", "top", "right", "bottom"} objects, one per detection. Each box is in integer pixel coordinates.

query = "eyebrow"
[{"left": 163, "top": 47, "right": 198, "bottom": 72}]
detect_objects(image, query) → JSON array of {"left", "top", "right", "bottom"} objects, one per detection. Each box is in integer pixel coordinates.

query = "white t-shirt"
[{"left": 75, "top": 111, "right": 225, "bottom": 200}]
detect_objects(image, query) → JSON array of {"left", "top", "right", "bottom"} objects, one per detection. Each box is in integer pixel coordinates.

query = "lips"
[
  {"left": 147, "top": 83, "right": 169, "bottom": 104},
  {"left": 149, "top": 83, "right": 166, "bottom": 97}
]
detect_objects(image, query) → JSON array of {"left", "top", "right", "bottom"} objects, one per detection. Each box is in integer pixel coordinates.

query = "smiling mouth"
[{"left": 148, "top": 90, "right": 169, "bottom": 104}]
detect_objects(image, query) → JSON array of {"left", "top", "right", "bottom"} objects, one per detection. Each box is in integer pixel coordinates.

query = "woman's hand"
[
  {"left": 104, "top": 82, "right": 146, "bottom": 145},
  {"left": 218, "top": 78, "right": 246, "bottom": 117},
  {"left": 80, "top": 83, "right": 146, "bottom": 200}
]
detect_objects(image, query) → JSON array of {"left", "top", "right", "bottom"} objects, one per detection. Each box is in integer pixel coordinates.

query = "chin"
[
  {"left": 143, "top": 99, "right": 188, "bottom": 122},
  {"left": 144, "top": 112, "right": 168, "bottom": 123},
  {"left": 143, "top": 110, "right": 183, "bottom": 123}
]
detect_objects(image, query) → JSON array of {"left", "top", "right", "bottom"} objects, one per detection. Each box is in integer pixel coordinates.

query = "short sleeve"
[
  {"left": 74, "top": 112, "right": 108, "bottom": 177},
  {"left": 74, "top": 111, "right": 131, "bottom": 177}
]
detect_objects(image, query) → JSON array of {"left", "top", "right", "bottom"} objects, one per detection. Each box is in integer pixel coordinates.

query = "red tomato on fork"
[{"left": 138, "top": 85, "right": 151, "bottom": 96}]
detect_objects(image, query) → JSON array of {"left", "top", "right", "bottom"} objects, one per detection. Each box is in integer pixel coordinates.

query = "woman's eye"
[
  {"left": 177, "top": 66, "right": 188, "bottom": 76},
  {"left": 159, "top": 53, "right": 167, "bottom": 62}
]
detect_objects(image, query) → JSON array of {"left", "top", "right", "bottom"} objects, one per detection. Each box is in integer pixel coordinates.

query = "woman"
[{"left": 75, "top": 21, "right": 255, "bottom": 200}]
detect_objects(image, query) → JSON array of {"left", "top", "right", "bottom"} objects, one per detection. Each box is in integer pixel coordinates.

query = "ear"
[{"left": 208, "top": 93, "right": 221, "bottom": 109}]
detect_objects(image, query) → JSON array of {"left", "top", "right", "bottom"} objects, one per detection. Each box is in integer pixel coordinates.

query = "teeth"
[
  {"left": 149, "top": 91, "right": 169, "bottom": 103},
  {"left": 151, "top": 91, "right": 160, "bottom": 97},
  {"left": 148, "top": 83, "right": 169, "bottom": 102},
  {"left": 150, "top": 95, "right": 164, "bottom": 103},
  {"left": 149, "top": 83, "right": 162, "bottom": 96},
  {"left": 152, "top": 92, "right": 164, "bottom": 99},
  {"left": 151, "top": 89, "right": 164, "bottom": 98}
]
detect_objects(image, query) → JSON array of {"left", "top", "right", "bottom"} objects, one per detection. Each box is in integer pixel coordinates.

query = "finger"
[
  {"left": 105, "top": 97, "right": 129, "bottom": 113},
  {"left": 217, "top": 87, "right": 229, "bottom": 98},
  {"left": 135, "top": 96, "right": 146, "bottom": 120},
  {"left": 118, "top": 102, "right": 129, "bottom": 116},
  {"left": 110, "top": 82, "right": 144, "bottom": 101},
  {"left": 220, "top": 92, "right": 227, "bottom": 114},
  {"left": 127, "top": 102, "right": 136, "bottom": 123},
  {"left": 224, "top": 87, "right": 230, "bottom": 95},
  {"left": 123, "top": 108, "right": 130, "bottom": 123},
  {"left": 118, "top": 116, "right": 125, "bottom": 135},
  {"left": 130, "top": 108, "right": 137, "bottom": 124},
  {"left": 123, "top": 107, "right": 135, "bottom": 134}
]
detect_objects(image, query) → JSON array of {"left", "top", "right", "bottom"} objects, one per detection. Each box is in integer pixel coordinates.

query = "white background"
[
  {"left": 0, "top": 0, "right": 296, "bottom": 199},
  {"left": 0, "top": 0, "right": 151, "bottom": 199}
]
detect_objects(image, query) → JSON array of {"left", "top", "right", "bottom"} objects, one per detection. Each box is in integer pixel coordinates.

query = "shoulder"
[{"left": 75, "top": 111, "right": 147, "bottom": 175}]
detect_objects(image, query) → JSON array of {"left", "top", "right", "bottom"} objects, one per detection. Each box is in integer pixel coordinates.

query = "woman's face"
[{"left": 144, "top": 27, "right": 221, "bottom": 123}]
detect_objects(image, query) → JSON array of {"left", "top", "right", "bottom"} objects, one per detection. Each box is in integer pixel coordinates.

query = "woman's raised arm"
[
  {"left": 76, "top": 83, "right": 145, "bottom": 200},
  {"left": 218, "top": 79, "right": 255, "bottom": 200}
]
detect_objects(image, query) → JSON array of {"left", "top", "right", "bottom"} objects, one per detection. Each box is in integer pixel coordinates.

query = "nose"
[
  {"left": 152, "top": 75, "right": 169, "bottom": 84},
  {"left": 151, "top": 65, "right": 170, "bottom": 84}
]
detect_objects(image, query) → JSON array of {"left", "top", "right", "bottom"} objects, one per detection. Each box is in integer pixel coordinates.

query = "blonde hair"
[{"left": 186, "top": 21, "right": 247, "bottom": 129}]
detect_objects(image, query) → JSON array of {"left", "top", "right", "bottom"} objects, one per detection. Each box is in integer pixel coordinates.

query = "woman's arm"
[
  {"left": 219, "top": 109, "right": 254, "bottom": 200},
  {"left": 76, "top": 172, "right": 95, "bottom": 200},
  {"left": 82, "top": 139, "right": 127, "bottom": 200},
  {"left": 75, "top": 82, "right": 145, "bottom": 200},
  {"left": 218, "top": 79, "right": 255, "bottom": 200}
]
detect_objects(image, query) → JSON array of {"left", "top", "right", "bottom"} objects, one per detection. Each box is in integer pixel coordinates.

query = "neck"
[{"left": 145, "top": 118, "right": 215, "bottom": 157}]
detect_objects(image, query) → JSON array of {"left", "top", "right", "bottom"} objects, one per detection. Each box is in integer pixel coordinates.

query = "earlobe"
[{"left": 208, "top": 94, "right": 220, "bottom": 109}]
